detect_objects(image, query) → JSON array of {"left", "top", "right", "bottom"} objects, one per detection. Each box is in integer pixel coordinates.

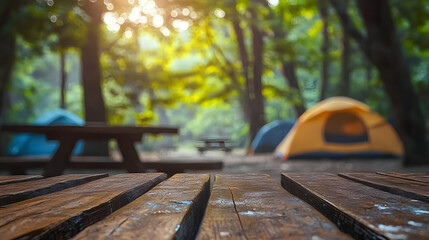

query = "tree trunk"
[
  {"left": 338, "top": 0, "right": 351, "bottom": 97},
  {"left": 0, "top": 33, "right": 15, "bottom": 122},
  {"left": 359, "top": 0, "right": 427, "bottom": 165},
  {"left": 269, "top": 5, "right": 306, "bottom": 117},
  {"left": 231, "top": 8, "right": 252, "bottom": 139},
  {"left": 247, "top": 0, "right": 266, "bottom": 144},
  {"left": 60, "top": 51, "right": 67, "bottom": 109},
  {"left": 230, "top": 0, "right": 266, "bottom": 148},
  {"left": 330, "top": 0, "right": 428, "bottom": 165},
  {"left": 319, "top": 0, "right": 330, "bottom": 100},
  {"left": 231, "top": 20, "right": 251, "bottom": 114},
  {"left": 80, "top": 2, "right": 109, "bottom": 156},
  {"left": 281, "top": 62, "right": 306, "bottom": 116},
  {"left": 0, "top": 2, "right": 18, "bottom": 123},
  {"left": 0, "top": 26, "right": 16, "bottom": 155}
]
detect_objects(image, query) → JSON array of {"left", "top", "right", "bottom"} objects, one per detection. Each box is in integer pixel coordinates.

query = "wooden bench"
[
  {"left": 0, "top": 124, "right": 179, "bottom": 176},
  {"left": 0, "top": 172, "right": 428, "bottom": 239},
  {"left": 196, "top": 138, "right": 232, "bottom": 154}
]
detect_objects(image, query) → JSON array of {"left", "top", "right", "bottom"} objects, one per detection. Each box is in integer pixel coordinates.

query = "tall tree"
[
  {"left": 337, "top": 0, "right": 351, "bottom": 97},
  {"left": 228, "top": 0, "right": 266, "bottom": 145},
  {"left": 330, "top": 0, "right": 428, "bottom": 165},
  {"left": 79, "top": 0, "right": 109, "bottom": 155},
  {"left": 270, "top": 3, "right": 306, "bottom": 116},
  {"left": 80, "top": 1, "right": 107, "bottom": 124},
  {"left": 247, "top": 0, "right": 266, "bottom": 143},
  {"left": 318, "top": 0, "right": 330, "bottom": 100},
  {"left": 0, "top": 6, "right": 16, "bottom": 123},
  {"left": 59, "top": 50, "right": 67, "bottom": 109}
]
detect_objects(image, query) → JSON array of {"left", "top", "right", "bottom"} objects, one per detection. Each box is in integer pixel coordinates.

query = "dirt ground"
[
  {"left": 155, "top": 150, "right": 429, "bottom": 180},
  {"left": 2, "top": 149, "right": 429, "bottom": 178}
]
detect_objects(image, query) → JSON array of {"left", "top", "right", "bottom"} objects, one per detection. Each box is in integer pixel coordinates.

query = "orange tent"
[{"left": 275, "top": 97, "right": 403, "bottom": 160}]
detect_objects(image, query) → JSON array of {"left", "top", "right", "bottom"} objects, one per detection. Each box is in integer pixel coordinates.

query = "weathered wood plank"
[
  {"left": 197, "top": 174, "right": 350, "bottom": 240},
  {"left": 340, "top": 173, "right": 429, "bottom": 203},
  {"left": 0, "top": 175, "right": 42, "bottom": 186},
  {"left": 0, "top": 173, "right": 166, "bottom": 240},
  {"left": 74, "top": 174, "right": 210, "bottom": 240},
  {"left": 282, "top": 173, "right": 429, "bottom": 240},
  {"left": 377, "top": 172, "right": 429, "bottom": 184},
  {"left": 0, "top": 174, "right": 108, "bottom": 206}
]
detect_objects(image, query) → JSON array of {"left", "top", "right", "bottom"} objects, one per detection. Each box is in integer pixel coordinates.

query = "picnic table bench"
[
  {"left": 196, "top": 138, "right": 232, "bottom": 154},
  {"left": 0, "top": 172, "right": 427, "bottom": 239},
  {"left": 0, "top": 124, "right": 223, "bottom": 177}
]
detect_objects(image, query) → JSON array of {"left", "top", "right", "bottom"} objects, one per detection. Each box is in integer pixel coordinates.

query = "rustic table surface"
[{"left": 0, "top": 172, "right": 427, "bottom": 239}]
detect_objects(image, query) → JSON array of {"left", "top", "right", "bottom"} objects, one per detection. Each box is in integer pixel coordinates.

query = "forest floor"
[
  {"left": 147, "top": 149, "right": 429, "bottom": 181},
  {"left": 2, "top": 149, "right": 429, "bottom": 178}
]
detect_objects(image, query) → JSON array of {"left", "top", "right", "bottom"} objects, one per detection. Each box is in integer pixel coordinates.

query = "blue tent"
[
  {"left": 251, "top": 120, "right": 295, "bottom": 153},
  {"left": 6, "top": 109, "right": 84, "bottom": 156}
]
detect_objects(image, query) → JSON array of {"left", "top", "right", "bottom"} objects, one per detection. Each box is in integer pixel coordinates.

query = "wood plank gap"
[
  {"left": 0, "top": 174, "right": 108, "bottom": 206},
  {"left": 175, "top": 175, "right": 211, "bottom": 240},
  {"left": 281, "top": 173, "right": 387, "bottom": 240},
  {"left": 339, "top": 173, "right": 429, "bottom": 203},
  {"left": 0, "top": 175, "right": 43, "bottom": 186},
  {"left": 376, "top": 172, "right": 429, "bottom": 184}
]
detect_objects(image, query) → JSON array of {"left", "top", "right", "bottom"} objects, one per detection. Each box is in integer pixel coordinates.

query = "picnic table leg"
[
  {"left": 43, "top": 137, "right": 78, "bottom": 177},
  {"left": 116, "top": 138, "right": 145, "bottom": 173}
]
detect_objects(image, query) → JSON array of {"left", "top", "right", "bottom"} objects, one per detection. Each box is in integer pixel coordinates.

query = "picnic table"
[
  {"left": 0, "top": 172, "right": 427, "bottom": 239},
  {"left": 0, "top": 124, "right": 222, "bottom": 177},
  {"left": 197, "top": 138, "right": 232, "bottom": 154}
]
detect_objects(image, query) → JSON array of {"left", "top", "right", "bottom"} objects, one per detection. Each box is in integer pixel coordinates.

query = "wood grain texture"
[
  {"left": 377, "top": 172, "right": 429, "bottom": 184},
  {"left": 0, "top": 175, "right": 42, "bottom": 186},
  {"left": 340, "top": 173, "right": 429, "bottom": 203},
  {"left": 197, "top": 174, "right": 350, "bottom": 240},
  {"left": 282, "top": 173, "right": 429, "bottom": 240},
  {"left": 0, "top": 173, "right": 108, "bottom": 206},
  {"left": 0, "top": 173, "right": 166, "bottom": 240},
  {"left": 74, "top": 174, "right": 210, "bottom": 240}
]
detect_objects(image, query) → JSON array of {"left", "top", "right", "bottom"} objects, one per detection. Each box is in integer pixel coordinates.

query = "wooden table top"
[
  {"left": 1, "top": 124, "right": 179, "bottom": 135},
  {"left": 0, "top": 172, "right": 427, "bottom": 239}
]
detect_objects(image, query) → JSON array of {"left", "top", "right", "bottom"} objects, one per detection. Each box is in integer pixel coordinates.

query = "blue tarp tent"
[
  {"left": 250, "top": 120, "right": 295, "bottom": 153},
  {"left": 6, "top": 109, "right": 84, "bottom": 156}
]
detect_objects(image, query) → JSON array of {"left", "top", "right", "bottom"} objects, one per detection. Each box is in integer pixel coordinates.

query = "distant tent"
[
  {"left": 275, "top": 97, "right": 403, "bottom": 160},
  {"left": 250, "top": 120, "right": 295, "bottom": 153},
  {"left": 6, "top": 109, "right": 84, "bottom": 156}
]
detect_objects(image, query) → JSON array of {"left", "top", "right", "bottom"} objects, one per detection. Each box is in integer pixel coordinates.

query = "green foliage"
[
  {"left": 5, "top": 0, "right": 429, "bottom": 149},
  {"left": 5, "top": 45, "right": 83, "bottom": 122}
]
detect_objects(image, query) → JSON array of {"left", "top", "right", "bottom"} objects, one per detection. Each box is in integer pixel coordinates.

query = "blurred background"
[{"left": 0, "top": 0, "right": 428, "bottom": 167}]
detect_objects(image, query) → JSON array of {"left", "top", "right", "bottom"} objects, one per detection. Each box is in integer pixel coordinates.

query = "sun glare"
[
  {"left": 268, "top": 0, "right": 279, "bottom": 7},
  {"left": 103, "top": 0, "right": 196, "bottom": 35},
  {"left": 103, "top": 0, "right": 160, "bottom": 31},
  {"left": 124, "top": 28, "right": 133, "bottom": 38},
  {"left": 140, "top": 0, "right": 157, "bottom": 15},
  {"left": 129, "top": 7, "right": 141, "bottom": 23},
  {"left": 153, "top": 15, "right": 164, "bottom": 28},
  {"left": 214, "top": 8, "right": 225, "bottom": 18},
  {"left": 172, "top": 19, "right": 190, "bottom": 31}
]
